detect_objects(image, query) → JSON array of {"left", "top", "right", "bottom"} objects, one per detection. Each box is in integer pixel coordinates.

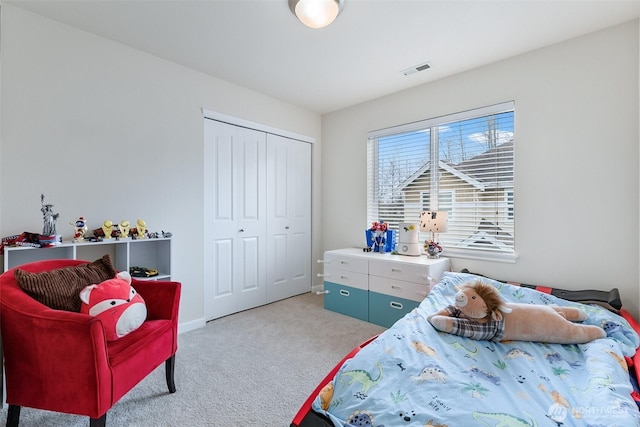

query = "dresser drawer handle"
[
  {"left": 391, "top": 285, "right": 403, "bottom": 291},
  {"left": 390, "top": 301, "right": 403, "bottom": 310},
  {"left": 340, "top": 275, "right": 349, "bottom": 280},
  {"left": 339, "top": 289, "right": 350, "bottom": 297},
  {"left": 391, "top": 268, "right": 402, "bottom": 273},
  {"left": 340, "top": 260, "right": 349, "bottom": 265}
]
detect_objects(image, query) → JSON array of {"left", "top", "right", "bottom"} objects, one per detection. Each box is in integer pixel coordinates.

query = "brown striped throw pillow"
[{"left": 14, "top": 254, "right": 117, "bottom": 312}]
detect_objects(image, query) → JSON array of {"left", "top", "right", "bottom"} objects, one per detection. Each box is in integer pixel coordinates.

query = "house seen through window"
[{"left": 367, "top": 101, "right": 515, "bottom": 260}]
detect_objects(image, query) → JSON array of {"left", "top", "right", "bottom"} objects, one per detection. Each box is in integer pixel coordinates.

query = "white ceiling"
[{"left": 7, "top": 0, "right": 640, "bottom": 114}]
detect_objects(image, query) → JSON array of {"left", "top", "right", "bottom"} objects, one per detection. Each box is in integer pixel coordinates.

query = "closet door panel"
[
  {"left": 237, "top": 235, "right": 265, "bottom": 311},
  {"left": 271, "top": 141, "right": 288, "bottom": 219},
  {"left": 214, "top": 137, "right": 234, "bottom": 221},
  {"left": 204, "top": 120, "right": 267, "bottom": 320},
  {"left": 270, "top": 232, "right": 288, "bottom": 287},
  {"left": 287, "top": 142, "right": 312, "bottom": 295},
  {"left": 266, "top": 134, "right": 311, "bottom": 302},
  {"left": 214, "top": 239, "right": 234, "bottom": 297},
  {"left": 240, "top": 136, "right": 261, "bottom": 221},
  {"left": 235, "top": 128, "right": 267, "bottom": 312},
  {"left": 204, "top": 121, "right": 238, "bottom": 319}
]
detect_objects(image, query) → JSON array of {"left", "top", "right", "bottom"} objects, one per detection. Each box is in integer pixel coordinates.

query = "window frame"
[{"left": 367, "top": 101, "right": 517, "bottom": 263}]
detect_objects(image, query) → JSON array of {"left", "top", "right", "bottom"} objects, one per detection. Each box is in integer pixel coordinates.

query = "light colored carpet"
[{"left": 1, "top": 293, "right": 385, "bottom": 426}]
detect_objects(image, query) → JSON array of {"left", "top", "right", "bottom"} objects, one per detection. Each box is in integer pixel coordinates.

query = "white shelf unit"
[{"left": 2, "top": 238, "right": 171, "bottom": 280}]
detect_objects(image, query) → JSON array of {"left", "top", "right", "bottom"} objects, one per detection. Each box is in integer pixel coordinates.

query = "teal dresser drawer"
[
  {"left": 324, "top": 281, "right": 368, "bottom": 321},
  {"left": 368, "top": 291, "right": 420, "bottom": 328}
]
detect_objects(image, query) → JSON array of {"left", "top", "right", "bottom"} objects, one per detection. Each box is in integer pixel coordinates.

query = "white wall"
[
  {"left": 0, "top": 5, "right": 322, "bottom": 329},
  {"left": 322, "top": 21, "right": 640, "bottom": 318},
  {"left": 2, "top": 5, "right": 638, "bottom": 323}
]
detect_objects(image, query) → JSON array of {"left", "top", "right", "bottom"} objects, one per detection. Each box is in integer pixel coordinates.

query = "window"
[{"left": 367, "top": 102, "right": 515, "bottom": 261}]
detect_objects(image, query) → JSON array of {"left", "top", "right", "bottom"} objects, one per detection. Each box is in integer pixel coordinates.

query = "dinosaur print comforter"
[{"left": 312, "top": 272, "right": 640, "bottom": 427}]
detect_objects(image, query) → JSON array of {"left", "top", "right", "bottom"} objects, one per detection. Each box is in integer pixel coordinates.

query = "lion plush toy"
[
  {"left": 80, "top": 271, "right": 147, "bottom": 341},
  {"left": 427, "top": 281, "right": 606, "bottom": 344}
]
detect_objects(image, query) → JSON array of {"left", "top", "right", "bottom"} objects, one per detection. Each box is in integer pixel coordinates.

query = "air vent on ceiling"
[{"left": 402, "top": 62, "right": 431, "bottom": 76}]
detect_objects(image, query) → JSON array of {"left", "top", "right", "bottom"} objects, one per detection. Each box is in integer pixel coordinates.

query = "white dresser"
[{"left": 322, "top": 248, "right": 450, "bottom": 328}]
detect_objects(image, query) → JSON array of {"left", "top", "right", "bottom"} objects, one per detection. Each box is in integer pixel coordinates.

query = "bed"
[{"left": 291, "top": 272, "right": 640, "bottom": 427}]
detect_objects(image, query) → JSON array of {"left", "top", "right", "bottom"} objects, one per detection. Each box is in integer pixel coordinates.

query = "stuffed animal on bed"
[
  {"left": 427, "top": 281, "right": 606, "bottom": 344},
  {"left": 80, "top": 271, "right": 147, "bottom": 341}
]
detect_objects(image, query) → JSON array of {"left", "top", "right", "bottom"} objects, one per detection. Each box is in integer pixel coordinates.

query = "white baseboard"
[{"left": 178, "top": 318, "right": 206, "bottom": 335}]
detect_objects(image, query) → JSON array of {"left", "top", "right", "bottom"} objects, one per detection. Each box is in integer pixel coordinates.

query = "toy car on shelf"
[{"left": 129, "top": 266, "right": 159, "bottom": 278}]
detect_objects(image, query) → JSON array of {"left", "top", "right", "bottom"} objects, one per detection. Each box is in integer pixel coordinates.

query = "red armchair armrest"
[{"left": 132, "top": 279, "right": 181, "bottom": 322}]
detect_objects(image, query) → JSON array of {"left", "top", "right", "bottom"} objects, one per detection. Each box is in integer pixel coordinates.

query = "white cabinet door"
[
  {"left": 204, "top": 120, "right": 267, "bottom": 320},
  {"left": 266, "top": 134, "right": 311, "bottom": 302}
]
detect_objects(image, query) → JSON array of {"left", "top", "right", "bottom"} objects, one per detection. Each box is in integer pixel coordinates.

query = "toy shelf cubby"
[{"left": 2, "top": 237, "right": 171, "bottom": 280}]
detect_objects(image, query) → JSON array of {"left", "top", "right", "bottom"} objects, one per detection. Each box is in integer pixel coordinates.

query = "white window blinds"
[{"left": 367, "top": 101, "right": 515, "bottom": 259}]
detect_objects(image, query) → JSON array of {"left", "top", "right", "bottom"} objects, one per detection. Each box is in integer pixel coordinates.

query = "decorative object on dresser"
[
  {"left": 396, "top": 222, "right": 421, "bottom": 256},
  {"left": 321, "top": 248, "right": 450, "bottom": 328},
  {"left": 365, "top": 221, "right": 396, "bottom": 253},
  {"left": 420, "top": 210, "right": 448, "bottom": 258}
]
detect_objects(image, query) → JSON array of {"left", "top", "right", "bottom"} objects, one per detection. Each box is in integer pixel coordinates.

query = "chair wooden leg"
[
  {"left": 89, "top": 414, "right": 106, "bottom": 427},
  {"left": 165, "top": 354, "right": 176, "bottom": 393},
  {"left": 6, "top": 404, "right": 20, "bottom": 427}
]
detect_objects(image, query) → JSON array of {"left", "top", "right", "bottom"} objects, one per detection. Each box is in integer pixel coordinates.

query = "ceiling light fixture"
[{"left": 289, "top": 0, "right": 344, "bottom": 29}]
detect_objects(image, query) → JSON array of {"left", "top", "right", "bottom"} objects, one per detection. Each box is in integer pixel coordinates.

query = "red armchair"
[{"left": 0, "top": 259, "right": 181, "bottom": 427}]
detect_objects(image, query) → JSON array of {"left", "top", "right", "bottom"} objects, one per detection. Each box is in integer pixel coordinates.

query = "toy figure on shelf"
[
  {"left": 136, "top": 218, "right": 147, "bottom": 239},
  {"left": 102, "top": 220, "right": 114, "bottom": 239},
  {"left": 40, "top": 194, "right": 59, "bottom": 236},
  {"left": 71, "top": 216, "right": 88, "bottom": 242},
  {"left": 119, "top": 220, "right": 131, "bottom": 239}
]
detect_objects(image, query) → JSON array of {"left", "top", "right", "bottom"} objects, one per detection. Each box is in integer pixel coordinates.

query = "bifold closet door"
[
  {"left": 266, "top": 133, "right": 312, "bottom": 302},
  {"left": 203, "top": 120, "right": 267, "bottom": 320}
]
